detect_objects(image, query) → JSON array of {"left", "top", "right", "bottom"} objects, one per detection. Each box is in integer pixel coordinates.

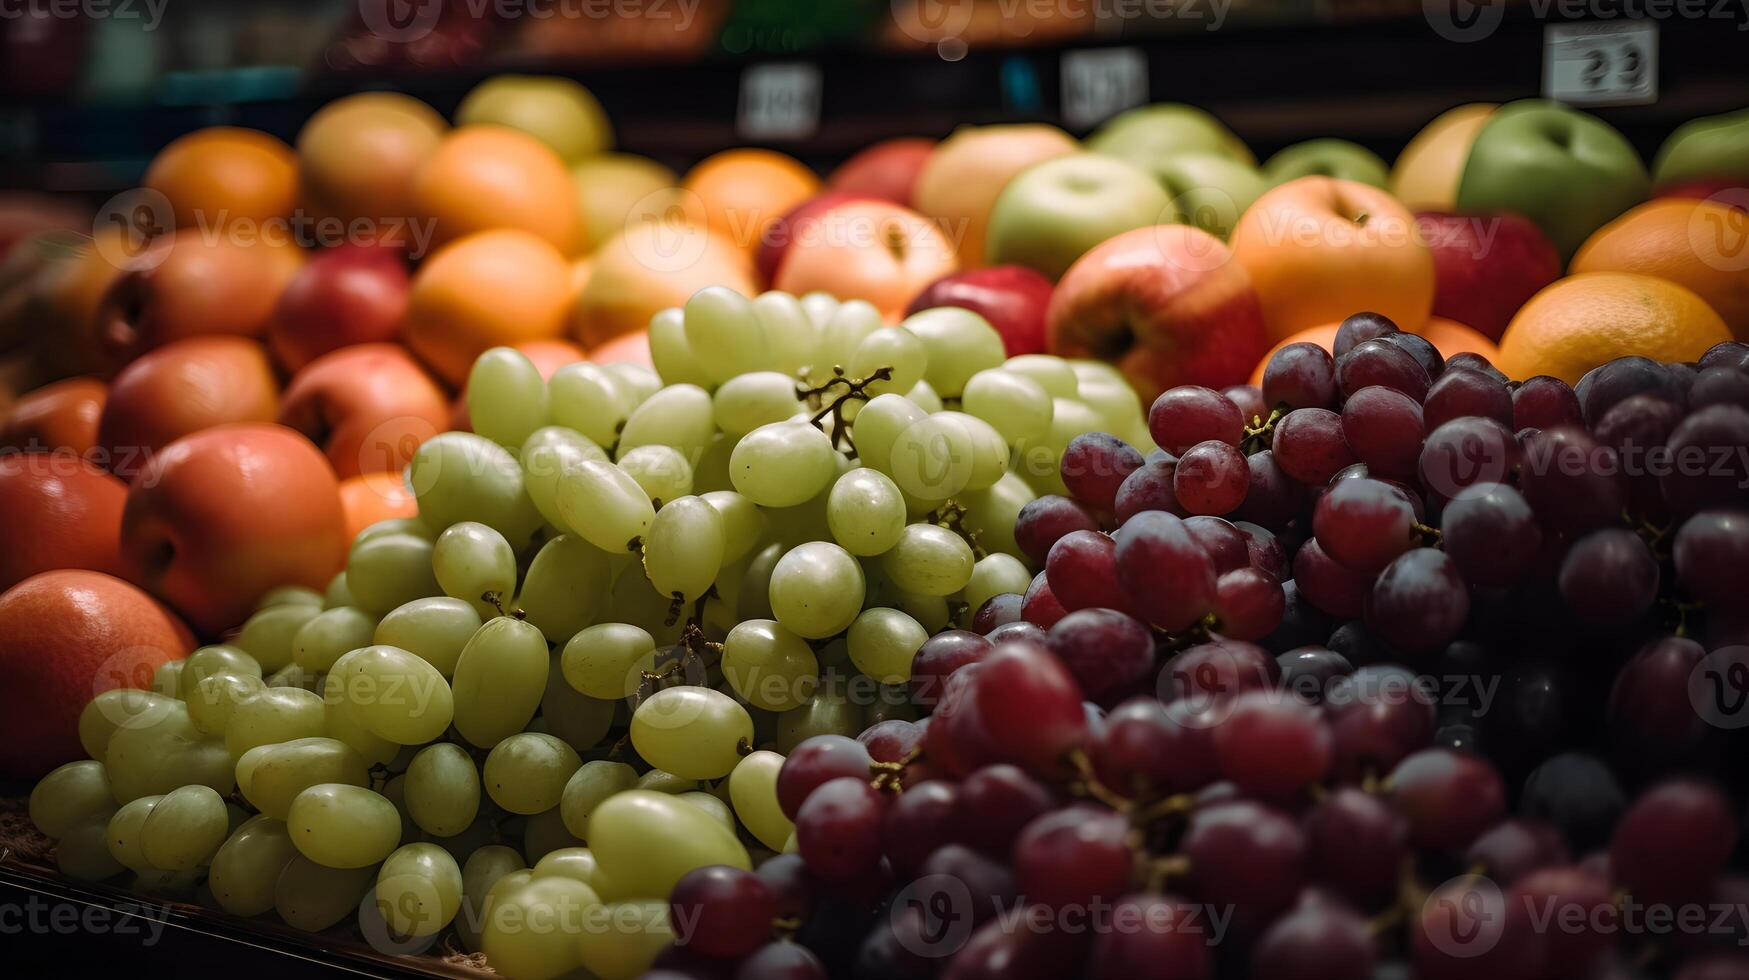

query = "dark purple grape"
[
  {"left": 1250, "top": 900, "right": 1377, "bottom": 980},
  {"left": 1113, "top": 458, "right": 1182, "bottom": 523},
  {"left": 956, "top": 764, "right": 1054, "bottom": 858},
  {"left": 1699, "top": 341, "right": 1749, "bottom": 371},
  {"left": 1690, "top": 365, "right": 1749, "bottom": 411},
  {"left": 1211, "top": 690, "right": 1333, "bottom": 798},
  {"left": 1423, "top": 366, "right": 1513, "bottom": 430},
  {"left": 1173, "top": 440, "right": 1249, "bottom": 516},
  {"left": 1161, "top": 639, "right": 1278, "bottom": 711},
  {"left": 1232, "top": 449, "right": 1302, "bottom": 528},
  {"left": 1277, "top": 646, "right": 1354, "bottom": 703},
  {"left": 853, "top": 911, "right": 934, "bottom": 980},
  {"left": 755, "top": 853, "right": 815, "bottom": 922},
  {"left": 1521, "top": 753, "right": 1625, "bottom": 854},
  {"left": 1224, "top": 383, "right": 1268, "bottom": 425},
  {"left": 671, "top": 865, "right": 777, "bottom": 958},
  {"left": 1338, "top": 338, "right": 1431, "bottom": 401},
  {"left": 1291, "top": 538, "right": 1372, "bottom": 620},
  {"left": 1046, "top": 530, "right": 1132, "bottom": 615},
  {"left": 910, "top": 630, "right": 992, "bottom": 708},
  {"left": 1182, "top": 799, "right": 1305, "bottom": 929},
  {"left": 1013, "top": 804, "right": 1131, "bottom": 909},
  {"left": 737, "top": 941, "right": 828, "bottom": 980},
  {"left": 1333, "top": 311, "right": 1399, "bottom": 359},
  {"left": 986, "top": 621, "right": 1046, "bottom": 645},
  {"left": 1662, "top": 404, "right": 1749, "bottom": 516},
  {"left": 1341, "top": 385, "right": 1425, "bottom": 481},
  {"left": 1674, "top": 509, "right": 1749, "bottom": 605},
  {"left": 1412, "top": 874, "right": 1545, "bottom": 980},
  {"left": 1365, "top": 548, "right": 1469, "bottom": 656},
  {"left": 971, "top": 593, "right": 1024, "bottom": 634},
  {"left": 1013, "top": 495, "right": 1100, "bottom": 565},
  {"left": 1085, "top": 894, "right": 1212, "bottom": 980},
  {"left": 1441, "top": 482, "right": 1542, "bottom": 588},
  {"left": 1302, "top": 787, "right": 1406, "bottom": 906},
  {"left": 1506, "top": 866, "right": 1615, "bottom": 967},
  {"left": 1447, "top": 351, "right": 1507, "bottom": 383},
  {"left": 1389, "top": 748, "right": 1505, "bottom": 851},
  {"left": 1577, "top": 355, "right": 1685, "bottom": 424},
  {"left": 1212, "top": 566, "right": 1286, "bottom": 641},
  {"left": 1418, "top": 415, "right": 1519, "bottom": 502},
  {"left": 1061, "top": 433, "right": 1145, "bottom": 514},
  {"left": 1465, "top": 818, "right": 1569, "bottom": 885},
  {"left": 1113, "top": 510, "right": 1217, "bottom": 631},
  {"left": 1149, "top": 385, "right": 1244, "bottom": 454},
  {"left": 1557, "top": 528, "right": 1659, "bottom": 627},
  {"left": 1183, "top": 515, "right": 1249, "bottom": 572},
  {"left": 1325, "top": 665, "right": 1436, "bottom": 781},
  {"left": 795, "top": 776, "right": 888, "bottom": 882},
  {"left": 1263, "top": 342, "right": 1339, "bottom": 410},
  {"left": 1516, "top": 426, "right": 1627, "bottom": 533},
  {"left": 1090, "top": 696, "right": 1217, "bottom": 798},
  {"left": 881, "top": 780, "right": 959, "bottom": 879},
  {"left": 1512, "top": 375, "right": 1584, "bottom": 430},
  {"left": 1021, "top": 571, "right": 1067, "bottom": 630},
  {"left": 1379, "top": 331, "right": 1444, "bottom": 382},
  {"left": 973, "top": 641, "right": 1088, "bottom": 777},
  {"left": 859, "top": 719, "right": 923, "bottom": 763},
  {"left": 1610, "top": 778, "right": 1738, "bottom": 903},
  {"left": 778, "top": 736, "right": 873, "bottom": 818},
  {"left": 1313, "top": 477, "right": 1416, "bottom": 573},
  {"left": 1272, "top": 408, "right": 1357, "bottom": 486},
  {"left": 1235, "top": 520, "right": 1288, "bottom": 579},
  {"left": 916, "top": 844, "right": 1016, "bottom": 927},
  {"left": 1046, "top": 607, "right": 1155, "bottom": 702},
  {"left": 1606, "top": 635, "right": 1708, "bottom": 772}
]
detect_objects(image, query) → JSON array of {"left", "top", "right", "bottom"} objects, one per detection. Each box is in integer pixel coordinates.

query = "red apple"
[
  {"left": 268, "top": 242, "right": 411, "bottom": 372},
  {"left": 96, "top": 335, "right": 280, "bottom": 479},
  {"left": 1, "top": 376, "right": 106, "bottom": 456},
  {"left": 278, "top": 342, "right": 450, "bottom": 478},
  {"left": 1416, "top": 211, "right": 1561, "bottom": 343},
  {"left": 120, "top": 423, "right": 347, "bottom": 635},
  {"left": 828, "top": 138, "right": 935, "bottom": 208},
  {"left": 95, "top": 231, "right": 303, "bottom": 364},
  {"left": 0, "top": 452, "right": 127, "bottom": 591},
  {"left": 1047, "top": 225, "right": 1269, "bottom": 403},
  {"left": 906, "top": 265, "right": 1055, "bottom": 357},
  {"left": 754, "top": 190, "right": 869, "bottom": 286},
  {"left": 772, "top": 199, "right": 959, "bottom": 323}
]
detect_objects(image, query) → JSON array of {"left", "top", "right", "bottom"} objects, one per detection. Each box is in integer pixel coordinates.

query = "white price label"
[
  {"left": 1061, "top": 47, "right": 1148, "bottom": 130},
  {"left": 1543, "top": 21, "right": 1657, "bottom": 106},
  {"left": 738, "top": 63, "right": 822, "bottom": 141}
]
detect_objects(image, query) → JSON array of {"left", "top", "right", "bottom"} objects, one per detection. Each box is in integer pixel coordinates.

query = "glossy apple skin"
[
  {"left": 1048, "top": 225, "right": 1269, "bottom": 403},
  {"left": 828, "top": 138, "right": 935, "bottom": 208},
  {"left": 0, "top": 452, "right": 127, "bottom": 591},
  {"left": 94, "top": 231, "right": 303, "bottom": 364},
  {"left": 278, "top": 342, "right": 450, "bottom": 478},
  {"left": 772, "top": 200, "right": 958, "bottom": 323},
  {"left": 96, "top": 335, "right": 280, "bottom": 479},
  {"left": 907, "top": 265, "right": 1055, "bottom": 357},
  {"left": 1418, "top": 211, "right": 1561, "bottom": 343},
  {"left": 754, "top": 191, "right": 868, "bottom": 286},
  {"left": 1, "top": 377, "right": 106, "bottom": 456},
  {"left": 120, "top": 423, "right": 347, "bottom": 635},
  {"left": 269, "top": 243, "right": 411, "bottom": 372}
]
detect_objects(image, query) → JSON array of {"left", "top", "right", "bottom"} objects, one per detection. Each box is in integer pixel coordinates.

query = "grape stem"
[
  {"left": 1410, "top": 521, "right": 1443, "bottom": 548},
  {"left": 797, "top": 365, "right": 895, "bottom": 456},
  {"left": 1241, "top": 408, "right": 1285, "bottom": 455},
  {"left": 480, "top": 591, "right": 525, "bottom": 621},
  {"left": 926, "top": 499, "right": 987, "bottom": 560}
]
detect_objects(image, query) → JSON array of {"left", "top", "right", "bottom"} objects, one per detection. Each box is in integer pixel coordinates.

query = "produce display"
[{"left": 1, "top": 65, "right": 1748, "bottom": 980}]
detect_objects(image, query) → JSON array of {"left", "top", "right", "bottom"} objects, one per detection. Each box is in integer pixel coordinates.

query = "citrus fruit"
[
  {"left": 1498, "top": 272, "right": 1733, "bottom": 383},
  {"left": 1571, "top": 197, "right": 1749, "bottom": 340}
]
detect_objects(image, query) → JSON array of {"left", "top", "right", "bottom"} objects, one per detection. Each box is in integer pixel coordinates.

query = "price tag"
[
  {"left": 738, "top": 63, "right": 822, "bottom": 141},
  {"left": 1543, "top": 21, "right": 1657, "bottom": 106},
  {"left": 1061, "top": 47, "right": 1148, "bottom": 130}
]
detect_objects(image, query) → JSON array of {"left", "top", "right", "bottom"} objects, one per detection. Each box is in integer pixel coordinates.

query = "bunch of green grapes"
[{"left": 26, "top": 286, "right": 1150, "bottom": 980}]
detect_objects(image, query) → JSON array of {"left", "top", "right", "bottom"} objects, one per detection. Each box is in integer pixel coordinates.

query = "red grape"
[
  {"left": 1021, "top": 571, "right": 1068, "bottom": 630},
  {"left": 971, "top": 593, "right": 1024, "bottom": 633},
  {"left": 1507, "top": 866, "right": 1615, "bottom": 966},
  {"left": 858, "top": 719, "right": 923, "bottom": 763},
  {"left": 1061, "top": 432, "right": 1145, "bottom": 514},
  {"left": 1325, "top": 665, "right": 1436, "bottom": 781},
  {"left": 1365, "top": 548, "right": 1469, "bottom": 655},
  {"left": 1388, "top": 747, "right": 1505, "bottom": 851},
  {"left": 1441, "top": 482, "right": 1542, "bottom": 588},
  {"left": 1302, "top": 787, "right": 1407, "bottom": 905},
  {"left": 1273, "top": 408, "right": 1358, "bottom": 486},
  {"left": 1340, "top": 385, "right": 1425, "bottom": 481},
  {"left": 778, "top": 736, "right": 874, "bottom": 818},
  {"left": 1333, "top": 311, "right": 1399, "bottom": 359},
  {"left": 1173, "top": 440, "right": 1250, "bottom": 515},
  {"left": 1379, "top": 331, "right": 1444, "bottom": 382},
  {"left": 1262, "top": 342, "right": 1338, "bottom": 410},
  {"left": 1212, "top": 566, "right": 1286, "bottom": 641},
  {"left": 1211, "top": 690, "right": 1333, "bottom": 797},
  {"left": 1149, "top": 385, "right": 1244, "bottom": 454},
  {"left": 671, "top": 865, "right": 778, "bottom": 958},
  {"left": 973, "top": 640, "right": 1089, "bottom": 777},
  {"left": 1183, "top": 515, "right": 1249, "bottom": 572},
  {"left": 1250, "top": 901, "right": 1377, "bottom": 980},
  {"left": 1464, "top": 818, "right": 1569, "bottom": 885},
  {"left": 1113, "top": 458, "right": 1183, "bottom": 523},
  {"left": 1012, "top": 804, "right": 1132, "bottom": 909},
  {"left": 1606, "top": 636, "right": 1707, "bottom": 773},
  {"left": 956, "top": 764, "right": 1054, "bottom": 858},
  {"left": 1224, "top": 383, "right": 1268, "bottom": 425},
  {"left": 1232, "top": 449, "right": 1303, "bottom": 528},
  {"left": 1046, "top": 530, "right": 1132, "bottom": 615},
  {"left": 1086, "top": 893, "right": 1212, "bottom": 980},
  {"left": 881, "top": 779, "right": 959, "bottom": 877},
  {"left": 1610, "top": 778, "right": 1738, "bottom": 903},
  {"left": 910, "top": 629, "right": 993, "bottom": 708},
  {"left": 1090, "top": 696, "right": 1218, "bottom": 798},
  {"left": 795, "top": 776, "right": 889, "bottom": 882},
  {"left": 1291, "top": 538, "right": 1372, "bottom": 619},
  {"left": 1674, "top": 508, "right": 1749, "bottom": 605},
  {"left": 1046, "top": 607, "right": 1155, "bottom": 702},
  {"left": 1181, "top": 799, "right": 1305, "bottom": 929},
  {"left": 1337, "top": 338, "right": 1431, "bottom": 401},
  {"left": 1014, "top": 495, "right": 1101, "bottom": 565},
  {"left": 1235, "top": 520, "right": 1288, "bottom": 579},
  {"left": 1423, "top": 366, "right": 1513, "bottom": 430},
  {"left": 1112, "top": 510, "right": 1218, "bottom": 630},
  {"left": 1418, "top": 415, "right": 1518, "bottom": 502},
  {"left": 1557, "top": 528, "right": 1659, "bottom": 627},
  {"left": 1313, "top": 477, "right": 1416, "bottom": 573},
  {"left": 1512, "top": 375, "right": 1584, "bottom": 430}
]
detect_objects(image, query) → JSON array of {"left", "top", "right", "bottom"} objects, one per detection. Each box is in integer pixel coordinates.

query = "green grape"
[
  {"left": 468, "top": 346, "right": 550, "bottom": 448},
  {"left": 799, "top": 290, "right": 839, "bottom": 327},
  {"left": 684, "top": 285, "right": 770, "bottom": 383},
  {"left": 482, "top": 874, "right": 599, "bottom": 980},
  {"left": 329, "top": 644, "right": 454, "bottom": 745},
  {"left": 452, "top": 616, "right": 550, "bottom": 748},
  {"left": 179, "top": 644, "right": 262, "bottom": 697},
  {"left": 616, "top": 444, "right": 694, "bottom": 505},
  {"left": 320, "top": 674, "right": 400, "bottom": 765},
  {"left": 276, "top": 855, "right": 377, "bottom": 931},
  {"left": 722, "top": 619, "right": 818, "bottom": 711},
  {"left": 521, "top": 808, "right": 584, "bottom": 862},
  {"left": 106, "top": 702, "right": 233, "bottom": 802},
  {"left": 236, "top": 736, "right": 370, "bottom": 819},
  {"left": 57, "top": 815, "right": 125, "bottom": 881},
  {"left": 324, "top": 571, "right": 356, "bottom": 609},
  {"left": 482, "top": 733, "right": 582, "bottom": 815},
  {"left": 409, "top": 432, "right": 543, "bottom": 545},
  {"left": 376, "top": 842, "right": 464, "bottom": 938},
  {"left": 752, "top": 289, "right": 818, "bottom": 377},
  {"left": 514, "top": 535, "right": 611, "bottom": 645},
  {"left": 549, "top": 362, "right": 633, "bottom": 446},
  {"left": 825, "top": 468, "right": 906, "bottom": 557},
  {"left": 938, "top": 411, "right": 1009, "bottom": 491},
  {"left": 258, "top": 585, "right": 325, "bottom": 609},
  {"left": 963, "top": 367, "right": 1053, "bottom": 446},
  {"left": 692, "top": 433, "right": 736, "bottom": 494},
  {"left": 728, "top": 750, "right": 793, "bottom": 851},
  {"left": 648, "top": 306, "right": 712, "bottom": 388},
  {"left": 643, "top": 495, "right": 724, "bottom": 602},
  {"left": 768, "top": 541, "right": 864, "bottom": 638},
  {"left": 105, "top": 794, "right": 161, "bottom": 871},
  {"left": 263, "top": 662, "right": 317, "bottom": 690},
  {"left": 699, "top": 490, "right": 764, "bottom": 565},
  {"left": 635, "top": 769, "right": 699, "bottom": 794},
  {"left": 559, "top": 760, "right": 638, "bottom": 839},
  {"left": 374, "top": 596, "right": 482, "bottom": 677},
  {"left": 909, "top": 379, "right": 945, "bottom": 413},
  {"left": 607, "top": 364, "right": 662, "bottom": 407},
  {"left": 541, "top": 656, "right": 616, "bottom": 751},
  {"left": 963, "top": 553, "right": 1034, "bottom": 620},
  {"left": 433, "top": 520, "right": 518, "bottom": 615},
  {"left": 777, "top": 687, "right": 864, "bottom": 753},
  {"left": 404, "top": 743, "right": 480, "bottom": 837},
  {"left": 883, "top": 412, "right": 973, "bottom": 500},
  {"left": 713, "top": 371, "right": 804, "bottom": 437},
  {"left": 148, "top": 659, "right": 183, "bottom": 697},
  {"left": 346, "top": 532, "right": 442, "bottom": 616},
  {"left": 847, "top": 324, "right": 927, "bottom": 398},
  {"left": 809, "top": 299, "right": 882, "bottom": 386},
  {"left": 618, "top": 383, "right": 716, "bottom": 463},
  {"left": 678, "top": 790, "right": 735, "bottom": 830},
  {"left": 225, "top": 685, "right": 326, "bottom": 760},
  {"left": 737, "top": 543, "right": 782, "bottom": 621},
  {"left": 850, "top": 393, "right": 928, "bottom": 475},
  {"left": 210, "top": 815, "right": 298, "bottom": 915},
  {"left": 532, "top": 846, "right": 605, "bottom": 890},
  {"left": 1026, "top": 396, "right": 1106, "bottom": 496},
  {"left": 960, "top": 472, "right": 1036, "bottom": 561},
  {"left": 291, "top": 606, "right": 377, "bottom": 674},
  {"left": 555, "top": 459, "right": 655, "bottom": 553},
  {"left": 79, "top": 690, "right": 176, "bottom": 762},
  {"left": 729, "top": 420, "right": 838, "bottom": 508},
  {"left": 607, "top": 565, "right": 686, "bottom": 646},
  {"left": 521, "top": 425, "right": 610, "bottom": 528},
  {"left": 235, "top": 603, "right": 320, "bottom": 673},
  {"left": 760, "top": 467, "right": 840, "bottom": 548},
  {"left": 140, "top": 784, "right": 228, "bottom": 871},
  {"left": 882, "top": 523, "right": 976, "bottom": 597},
  {"left": 29, "top": 760, "right": 115, "bottom": 838},
  {"left": 356, "top": 517, "right": 437, "bottom": 546},
  {"left": 847, "top": 607, "right": 927, "bottom": 684},
  {"left": 560, "top": 623, "right": 655, "bottom": 699},
  {"left": 188, "top": 671, "right": 266, "bottom": 736},
  {"left": 901, "top": 306, "right": 1005, "bottom": 398},
  {"left": 629, "top": 687, "right": 754, "bottom": 781},
  {"left": 456, "top": 844, "right": 526, "bottom": 949},
  {"left": 587, "top": 790, "right": 750, "bottom": 899},
  {"left": 287, "top": 783, "right": 401, "bottom": 868},
  {"left": 578, "top": 901, "right": 672, "bottom": 980},
  {"left": 1004, "top": 354, "right": 1079, "bottom": 398}
]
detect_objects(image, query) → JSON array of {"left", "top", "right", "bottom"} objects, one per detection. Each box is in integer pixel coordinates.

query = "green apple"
[
  {"left": 1263, "top": 138, "right": 1389, "bottom": 188},
  {"left": 1455, "top": 99, "right": 1649, "bottom": 259},
  {"left": 1138, "top": 152, "right": 1268, "bottom": 240},
  {"left": 456, "top": 75, "right": 612, "bottom": 164},
  {"left": 572, "top": 153, "right": 677, "bottom": 254},
  {"left": 985, "top": 153, "right": 1170, "bottom": 281},
  {"left": 1087, "top": 103, "right": 1254, "bottom": 169},
  {"left": 1652, "top": 107, "right": 1749, "bottom": 188}
]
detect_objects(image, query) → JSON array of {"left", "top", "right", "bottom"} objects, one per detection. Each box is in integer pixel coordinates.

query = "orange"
[
  {"left": 404, "top": 229, "right": 573, "bottom": 386},
  {"left": 412, "top": 125, "right": 580, "bottom": 256},
  {"left": 145, "top": 127, "right": 298, "bottom": 233},
  {"left": 1230, "top": 177, "right": 1435, "bottom": 342},
  {"left": 1498, "top": 272, "right": 1732, "bottom": 384},
  {"left": 297, "top": 92, "right": 447, "bottom": 244},
  {"left": 682, "top": 148, "right": 819, "bottom": 251},
  {"left": 514, "top": 338, "right": 587, "bottom": 380},
  {"left": 1570, "top": 198, "right": 1749, "bottom": 340},
  {"left": 589, "top": 328, "right": 653, "bottom": 371},
  {"left": 1247, "top": 317, "right": 1502, "bottom": 386},
  {"left": 339, "top": 471, "right": 418, "bottom": 542}
]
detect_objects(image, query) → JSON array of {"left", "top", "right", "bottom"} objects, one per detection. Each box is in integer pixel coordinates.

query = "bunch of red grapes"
[{"left": 651, "top": 315, "right": 1749, "bottom": 980}]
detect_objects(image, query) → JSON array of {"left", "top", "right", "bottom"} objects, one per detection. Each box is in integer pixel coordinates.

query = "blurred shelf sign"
[
  {"left": 739, "top": 63, "right": 823, "bottom": 140},
  {"left": 1543, "top": 20, "right": 1657, "bottom": 106},
  {"left": 1061, "top": 47, "right": 1148, "bottom": 129}
]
